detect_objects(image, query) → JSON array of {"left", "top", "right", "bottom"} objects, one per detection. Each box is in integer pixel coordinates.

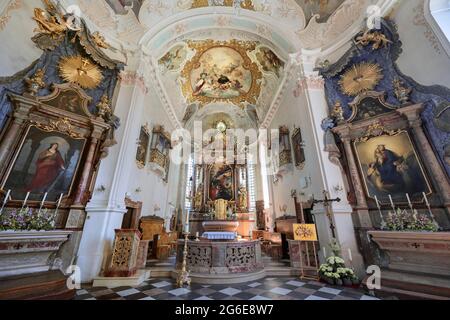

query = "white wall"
[
  {"left": 125, "top": 84, "right": 181, "bottom": 220},
  {"left": 393, "top": 0, "right": 450, "bottom": 88},
  {"left": 268, "top": 82, "right": 324, "bottom": 219},
  {"left": 0, "top": 1, "right": 42, "bottom": 77}
]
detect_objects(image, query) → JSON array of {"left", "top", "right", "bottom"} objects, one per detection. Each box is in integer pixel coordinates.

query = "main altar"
[{"left": 174, "top": 121, "right": 263, "bottom": 284}]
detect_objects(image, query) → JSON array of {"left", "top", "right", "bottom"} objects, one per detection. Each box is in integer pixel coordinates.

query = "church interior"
[{"left": 0, "top": 0, "right": 449, "bottom": 301}]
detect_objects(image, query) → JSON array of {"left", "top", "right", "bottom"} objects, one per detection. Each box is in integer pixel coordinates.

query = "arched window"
[{"left": 426, "top": 0, "right": 450, "bottom": 56}]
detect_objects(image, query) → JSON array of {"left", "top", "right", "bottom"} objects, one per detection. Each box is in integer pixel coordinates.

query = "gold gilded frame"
[
  {"left": 353, "top": 127, "right": 432, "bottom": 204},
  {"left": 191, "top": 0, "right": 255, "bottom": 10},
  {"left": 181, "top": 40, "right": 262, "bottom": 107}
]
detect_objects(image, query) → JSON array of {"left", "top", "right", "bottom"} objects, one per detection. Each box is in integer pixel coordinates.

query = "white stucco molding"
[{"left": 424, "top": 0, "right": 450, "bottom": 58}]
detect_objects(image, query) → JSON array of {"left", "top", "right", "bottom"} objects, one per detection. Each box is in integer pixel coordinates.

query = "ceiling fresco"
[{"left": 157, "top": 38, "right": 286, "bottom": 124}]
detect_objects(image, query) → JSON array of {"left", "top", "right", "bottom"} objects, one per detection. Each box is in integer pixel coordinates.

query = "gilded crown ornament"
[
  {"left": 24, "top": 68, "right": 46, "bottom": 96},
  {"left": 339, "top": 62, "right": 383, "bottom": 96},
  {"left": 58, "top": 55, "right": 103, "bottom": 89}
]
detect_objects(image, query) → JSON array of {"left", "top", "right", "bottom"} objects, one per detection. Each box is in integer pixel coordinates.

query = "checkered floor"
[{"left": 75, "top": 277, "right": 379, "bottom": 300}]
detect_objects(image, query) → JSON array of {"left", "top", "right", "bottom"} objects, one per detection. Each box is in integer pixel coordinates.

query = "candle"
[
  {"left": 22, "top": 192, "right": 30, "bottom": 209},
  {"left": 406, "top": 193, "right": 412, "bottom": 208},
  {"left": 323, "top": 247, "right": 327, "bottom": 259},
  {"left": 56, "top": 193, "right": 63, "bottom": 208},
  {"left": 388, "top": 194, "right": 395, "bottom": 210},
  {"left": 374, "top": 195, "right": 380, "bottom": 209},
  {"left": 196, "top": 232, "right": 199, "bottom": 238},
  {"left": 423, "top": 192, "right": 430, "bottom": 207},
  {"left": 348, "top": 248, "right": 353, "bottom": 262},
  {"left": 40, "top": 192, "right": 48, "bottom": 207},
  {"left": 2, "top": 190, "right": 11, "bottom": 206}
]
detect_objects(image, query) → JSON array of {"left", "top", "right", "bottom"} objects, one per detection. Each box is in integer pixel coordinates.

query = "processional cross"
[{"left": 313, "top": 191, "right": 341, "bottom": 238}]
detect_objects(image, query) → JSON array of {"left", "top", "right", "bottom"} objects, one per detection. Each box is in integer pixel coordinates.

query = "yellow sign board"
[{"left": 293, "top": 224, "right": 318, "bottom": 242}]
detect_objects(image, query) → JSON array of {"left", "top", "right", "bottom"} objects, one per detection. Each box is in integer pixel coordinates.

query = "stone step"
[
  {"left": 0, "top": 270, "right": 75, "bottom": 300},
  {"left": 265, "top": 267, "right": 301, "bottom": 277}
]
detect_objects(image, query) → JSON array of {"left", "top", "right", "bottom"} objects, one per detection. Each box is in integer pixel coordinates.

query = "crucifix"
[{"left": 313, "top": 191, "right": 341, "bottom": 238}]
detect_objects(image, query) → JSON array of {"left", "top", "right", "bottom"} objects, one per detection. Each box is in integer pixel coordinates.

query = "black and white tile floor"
[{"left": 75, "top": 277, "right": 379, "bottom": 301}]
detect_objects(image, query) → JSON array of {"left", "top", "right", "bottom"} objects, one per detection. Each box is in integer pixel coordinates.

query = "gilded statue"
[
  {"left": 33, "top": 0, "right": 81, "bottom": 39},
  {"left": 331, "top": 100, "right": 345, "bottom": 124},
  {"left": 355, "top": 30, "right": 392, "bottom": 50},
  {"left": 238, "top": 186, "right": 248, "bottom": 211},
  {"left": 24, "top": 69, "right": 46, "bottom": 96},
  {"left": 96, "top": 94, "right": 112, "bottom": 119},
  {"left": 393, "top": 78, "right": 412, "bottom": 105},
  {"left": 33, "top": 8, "right": 67, "bottom": 38},
  {"left": 193, "top": 184, "right": 203, "bottom": 211}
]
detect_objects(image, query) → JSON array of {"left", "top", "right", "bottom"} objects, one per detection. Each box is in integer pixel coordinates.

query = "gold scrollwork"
[
  {"left": 180, "top": 39, "right": 262, "bottom": 107},
  {"left": 355, "top": 122, "right": 401, "bottom": 143},
  {"left": 30, "top": 117, "right": 84, "bottom": 139},
  {"left": 150, "top": 149, "right": 167, "bottom": 169}
]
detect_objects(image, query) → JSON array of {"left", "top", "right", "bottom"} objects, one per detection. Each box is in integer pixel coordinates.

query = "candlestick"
[
  {"left": 40, "top": 192, "right": 48, "bottom": 207},
  {"left": 55, "top": 193, "right": 63, "bottom": 215},
  {"left": 388, "top": 194, "right": 395, "bottom": 212},
  {"left": 423, "top": 192, "right": 438, "bottom": 227},
  {"left": 21, "top": 192, "right": 30, "bottom": 210},
  {"left": 423, "top": 192, "right": 430, "bottom": 207},
  {"left": 374, "top": 195, "right": 385, "bottom": 228},
  {"left": 0, "top": 189, "right": 11, "bottom": 215},
  {"left": 406, "top": 193, "right": 413, "bottom": 208}
]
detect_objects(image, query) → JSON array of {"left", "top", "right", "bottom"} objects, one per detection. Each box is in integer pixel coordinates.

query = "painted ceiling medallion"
[
  {"left": 191, "top": 0, "right": 255, "bottom": 11},
  {"left": 58, "top": 55, "right": 103, "bottom": 89},
  {"left": 181, "top": 40, "right": 262, "bottom": 107},
  {"left": 339, "top": 62, "right": 384, "bottom": 96}
]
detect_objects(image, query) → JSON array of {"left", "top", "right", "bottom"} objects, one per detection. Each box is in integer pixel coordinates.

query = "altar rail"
[{"left": 176, "top": 240, "right": 263, "bottom": 274}]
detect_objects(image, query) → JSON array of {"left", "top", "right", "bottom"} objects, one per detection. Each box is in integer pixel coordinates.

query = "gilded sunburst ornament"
[
  {"left": 339, "top": 62, "right": 383, "bottom": 96},
  {"left": 58, "top": 55, "right": 103, "bottom": 89}
]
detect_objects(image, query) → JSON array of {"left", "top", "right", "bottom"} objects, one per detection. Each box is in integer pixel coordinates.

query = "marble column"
[
  {"left": 398, "top": 104, "right": 450, "bottom": 207},
  {"left": 0, "top": 95, "right": 35, "bottom": 173}
]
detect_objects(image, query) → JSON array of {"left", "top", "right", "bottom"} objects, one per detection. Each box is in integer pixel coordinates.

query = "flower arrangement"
[
  {"left": 319, "top": 256, "right": 359, "bottom": 286},
  {"left": 319, "top": 240, "right": 359, "bottom": 287},
  {"left": 383, "top": 209, "right": 439, "bottom": 232},
  {"left": 0, "top": 208, "right": 57, "bottom": 231}
]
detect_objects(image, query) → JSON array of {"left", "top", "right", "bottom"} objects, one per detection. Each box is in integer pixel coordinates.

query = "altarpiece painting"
[
  {"left": 2, "top": 126, "right": 87, "bottom": 202},
  {"left": 354, "top": 131, "right": 432, "bottom": 203}
]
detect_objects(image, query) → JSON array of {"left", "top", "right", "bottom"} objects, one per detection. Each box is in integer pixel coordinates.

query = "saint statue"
[
  {"left": 238, "top": 186, "right": 248, "bottom": 211},
  {"left": 193, "top": 183, "right": 203, "bottom": 211}
]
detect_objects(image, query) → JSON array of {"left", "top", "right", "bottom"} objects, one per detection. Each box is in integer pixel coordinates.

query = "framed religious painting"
[
  {"left": 1, "top": 125, "right": 87, "bottom": 202},
  {"left": 135, "top": 124, "right": 150, "bottom": 169},
  {"left": 353, "top": 130, "right": 432, "bottom": 204},
  {"left": 278, "top": 126, "right": 292, "bottom": 167},
  {"left": 207, "top": 163, "right": 234, "bottom": 202},
  {"left": 292, "top": 127, "right": 305, "bottom": 169}
]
